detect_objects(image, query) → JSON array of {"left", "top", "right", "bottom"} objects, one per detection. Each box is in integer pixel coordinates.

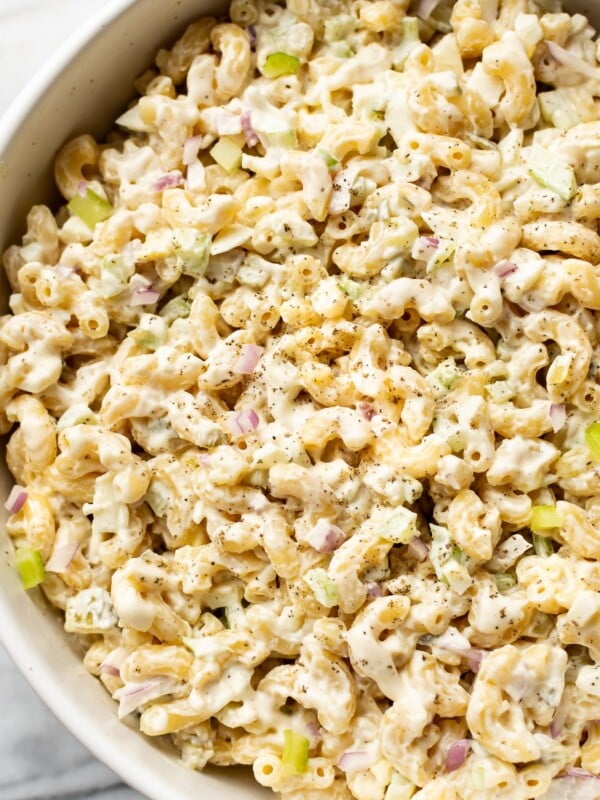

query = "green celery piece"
[
  {"left": 392, "top": 17, "right": 420, "bottom": 70},
  {"left": 15, "top": 547, "right": 45, "bottom": 589},
  {"left": 530, "top": 504, "right": 561, "bottom": 531},
  {"left": 210, "top": 137, "right": 242, "bottom": 173},
  {"left": 316, "top": 148, "right": 340, "bottom": 171},
  {"left": 339, "top": 278, "right": 362, "bottom": 301},
  {"left": 281, "top": 730, "right": 309, "bottom": 775},
  {"left": 304, "top": 568, "right": 339, "bottom": 608},
  {"left": 159, "top": 296, "right": 191, "bottom": 324},
  {"left": 262, "top": 52, "right": 301, "bottom": 78},
  {"left": 68, "top": 188, "right": 114, "bottom": 229},
  {"left": 172, "top": 229, "right": 211, "bottom": 277},
  {"left": 528, "top": 145, "right": 577, "bottom": 201},
  {"left": 533, "top": 533, "right": 554, "bottom": 558},
  {"left": 585, "top": 421, "right": 600, "bottom": 462},
  {"left": 494, "top": 573, "right": 516, "bottom": 592}
]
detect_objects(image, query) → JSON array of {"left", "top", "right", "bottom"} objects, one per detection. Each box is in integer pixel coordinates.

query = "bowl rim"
[{"left": 0, "top": 2, "right": 187, "bottom": 797}]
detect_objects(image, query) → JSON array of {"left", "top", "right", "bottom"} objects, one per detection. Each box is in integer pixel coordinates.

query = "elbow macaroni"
[{"left": 4, "top": 1, "right": 600, "bottom": 798}]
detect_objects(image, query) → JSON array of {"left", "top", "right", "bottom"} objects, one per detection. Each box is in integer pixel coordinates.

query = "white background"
[{"left": 0, "top": 2, "right": 143, "bottom": 798}]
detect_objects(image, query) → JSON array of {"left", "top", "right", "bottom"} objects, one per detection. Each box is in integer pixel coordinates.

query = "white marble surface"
[{"left": 0, "top": 1, "right": 144, "bottom": 798}]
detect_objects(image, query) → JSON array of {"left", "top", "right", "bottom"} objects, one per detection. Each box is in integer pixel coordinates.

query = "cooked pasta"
[{"left": 4, "top": 0, "right": 600, "bottom": 797}]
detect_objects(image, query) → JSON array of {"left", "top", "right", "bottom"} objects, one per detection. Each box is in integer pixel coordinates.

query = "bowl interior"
[{"left": 0, "top": 1, "right": 267, "bottom": 797}]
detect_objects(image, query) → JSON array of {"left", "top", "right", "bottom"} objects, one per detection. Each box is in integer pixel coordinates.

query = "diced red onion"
[
  {"left": 4, "top": 485, "right": 28, "bottom": 514},
  {"left": 131, "top": 287, "right": 160, "bottom": 306},
  {"left": 306, "top": 721, "right": 321, "bottom": 745},
  {"left": 114, "top": 677, "right": 179, "bottom": 719},
  {"left": 45, "top": 543, "right": 79, "bottom": 573},
  {"left": 364, "top": 581, "right": 382, "bottom": 598},
  {"left": 186, "top": 160, "right": 206, "bottom": 192},
  {"left": 235, "top": 344, "right": 264, "bottom": 375},
  {"left": 229, "top": 409, "right": 260, "bottom": 437},
  {"left": 566, "top": 769, "right": 596, "bottom": 778},
  {"left": 183, "top": 135, "right": 203, "bottom": 166},
  {"left": 152, "top": 171, "right": 184, "bottom": 191},
  {"left": 337, "top": 751, "right": 376, "bottom": 773},
  {"left": 100, "top": 647, "right": 128, "bottom": 680},
  {"left": 99, "top": 662, "right": 121, "bottom": 677},
  {"left": 358, "top": 402, "right": 376, "bottom": 421},
  {"left": 493, "top": 260, "right": 519, "bottom": 278},
  {"left": 544, "top": 774, "right": 600, "bottom": 800},
  {"left": 549, "top": 403, "right": 566, "bottom": 433},
  {"left": 76, "top": 180, "right": 87, "bottom": 197},
  {"left": 546, "top": 41, "right": 600, "bottom": 80},
  {"left": 216, "top": 112, "right": 242, "bottom": 136},
  {"left": 439, "top": 645, "right": 484, "bottom": 672},
  {"left": 416, "top": 0, "right": 441, "bottom": 19},
  {"left": 241, "top": 111, "right": 259, "bottom": 148},
  {"left": 446, "top": 739, "right": 471, "bottom": 772},
  {"left": 306, "top": 519, "right": 346, "bottom": 553},
  {"left": 407, "top": 537, "right": 429, "bottom": 562},
  {"left": 412, "top": 236, "right": 440, "bottom": 261},
  {"left": 550, "top": 704, "right": 567, "bottom": 738}
]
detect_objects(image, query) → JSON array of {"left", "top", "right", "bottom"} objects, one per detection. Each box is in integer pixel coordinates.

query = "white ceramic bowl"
[{"left": 0, "top": 1, "right": 265, "bottom": 797}]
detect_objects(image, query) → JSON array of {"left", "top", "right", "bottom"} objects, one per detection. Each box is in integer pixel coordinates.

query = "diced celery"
[
  {"left": 68, "top": 188, "right": 114, "bottom": 229},
  {"left": 129, "top": 329, "right": 163, "bottom": 350},
  {"left": 15, "top": 547, "right": 45, "bottom": 590},
  {"left": 171, "top": 228, "right": 211, "bottom": 277},
  {"left": 331, "top": 42, "right": 353, "bottom": 58},
  {"left": 210, "top": 137, "right": 243, "bottom": 173},
  {"left": 324, "top": 14, "right": 354, "bottom": 42},
  {"left": 427, "top": 238, "right": 455, "bottom": 273},
  {"left": 339, "top": 278, "right": 362, "bottom": 301},
  {"left": 392, "top": 17, "right": 420, "bottom": 70},
  {"left": 485, "top": 381, "right": 515, "bottom": 403},
  {"left": 494, "top": 573, "right": 516, "bottom": 592},
  {"left": 281, "top": 730, "right": 309, "bottom": 775},
  {"left": 376, "top": 506, "right": 418, "bottom": 545},
  {"left": 430, "top": 525, "right": 472, "bottom": 595},
  {"left": 263, "top": 130, "right": 298, "bottom": 149},
  {"left": 527, "top": 145, "right": 577, "bottom": 201},
  {"left": 100, "top": 254, "right": 132, "bottom": 299},
  {"left": 426, "top": 360, "right": 462, "bottom": 397},
  {"left": 471, "top": 762, "right": 487, "bottom": 791},
  {"left": 585, "top": 421, "right": 600, "bottom": 462},
  {"left": 533, "top": 533, "right": 554, "bottom": 558},
  {"left": 530, "top": 505, "right": 562, "bottom": 531},
  {"left": 304, "top": 568, "right": 339, "bottom": 608},
  {"left": 159, "top": 296, "right": 191, "bottom": 324},
  {"left": 538, "top": 90, "right": 581, "bottom": 129},
  {"left": 316, "top": 148, "right": 340, "bottom": 172},
  {"left": 262, "top": 52, "right": 301, "bottom": 78},
  {"left": 145, "top": 480, "right": 170, "bottom": 517}
]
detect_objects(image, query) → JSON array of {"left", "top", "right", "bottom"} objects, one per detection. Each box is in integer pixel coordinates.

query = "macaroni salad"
[{"left": 4, "top": 0, "right": 600, "bottom": 797}]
